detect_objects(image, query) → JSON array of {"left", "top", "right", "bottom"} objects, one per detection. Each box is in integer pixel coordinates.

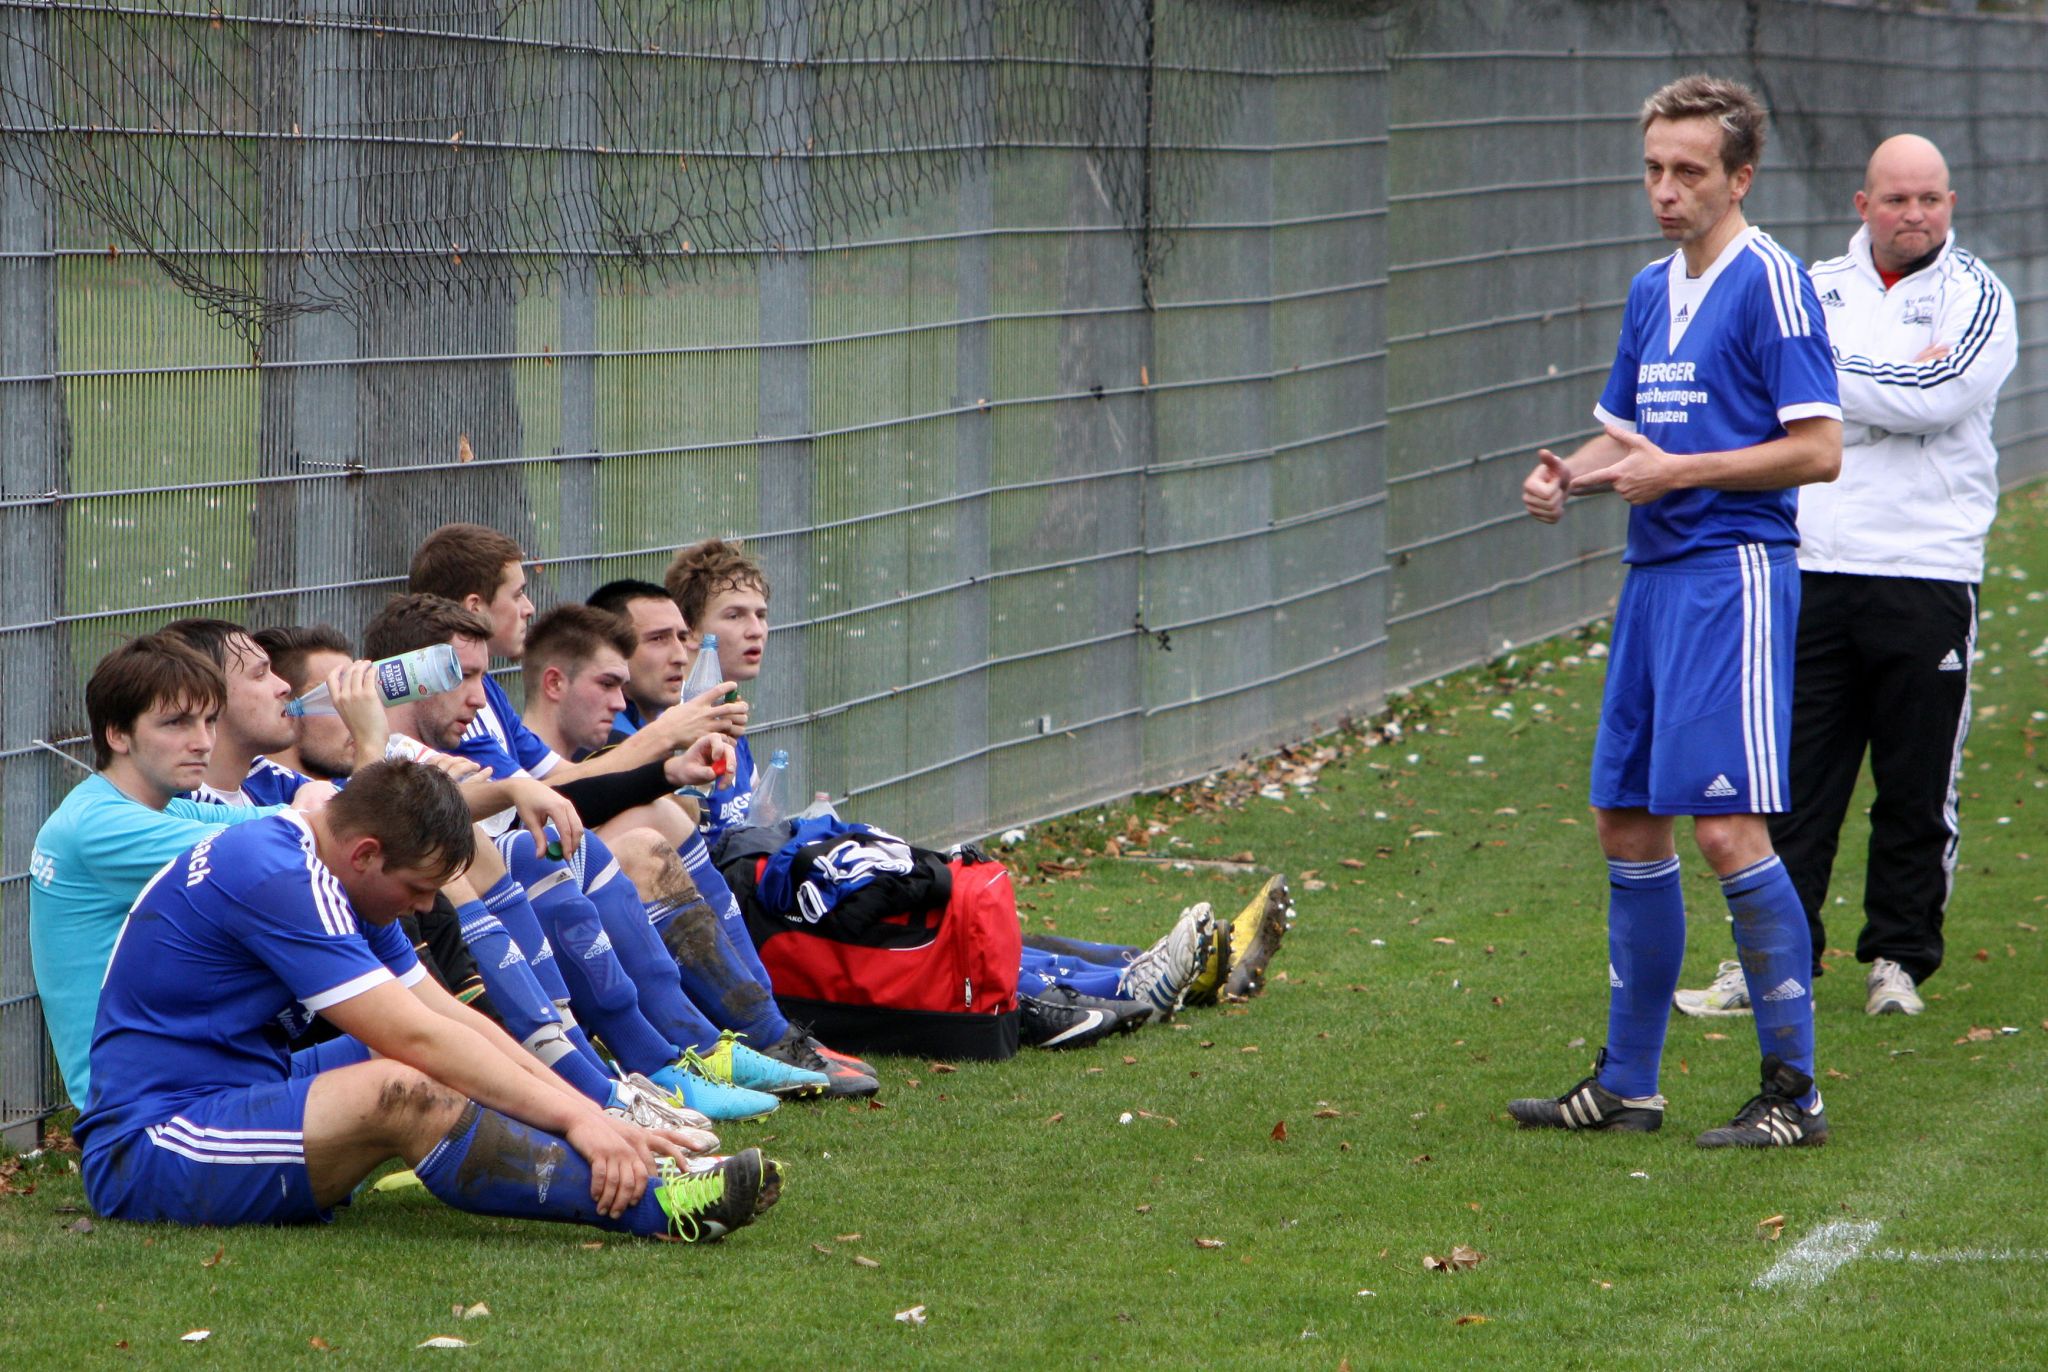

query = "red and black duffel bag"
[{"left": 718, "top": 821, "right": 1021, "bottom": 1060}]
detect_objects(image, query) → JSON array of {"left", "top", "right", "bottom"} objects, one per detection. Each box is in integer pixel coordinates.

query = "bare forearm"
[
  {"left": 384, "top": 1012, "right": 593, "bottom": 1134},
  {"left": 1663, "top": 419, "right": 1842, "bottom": 492},
  {"left": 423, "top": 982, "right": 593, "bottom": 1109}
]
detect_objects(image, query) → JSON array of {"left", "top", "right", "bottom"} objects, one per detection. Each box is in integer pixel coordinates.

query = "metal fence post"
[
  {"left": 756, "top": 0, "right": 814, "bottom": 777},
  {"left": 949, "top": 1, "right": 994, "bottom": 836},
  {"left": 0, "top": 0, "right": 62, "bottom": 1147},
  {"left": 556, "top": 0, "right": 600, "bottom": 599},
  {"left": 256, "top": 1, "right": 363, "bottom": 631}
]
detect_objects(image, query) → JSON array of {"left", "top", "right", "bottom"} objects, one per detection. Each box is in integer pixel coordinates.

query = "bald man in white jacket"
[{"left": 1676, "top": 134, "right": 2017, "bottom": 1021}]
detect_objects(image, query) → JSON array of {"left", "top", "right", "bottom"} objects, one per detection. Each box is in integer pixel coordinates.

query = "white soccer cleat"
[
  {"left": 1116, "top": 902, "right": 1216, "bottom": 1023},
  {"left": 610, "top": 1078, "right": 721, "bottom": 1153}
]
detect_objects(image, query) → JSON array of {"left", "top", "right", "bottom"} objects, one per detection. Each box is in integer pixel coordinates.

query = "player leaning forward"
[
  {"left": 75, "top": 759, "right": 777, "bottom": 1240},
  {"left": 1511, "top": 76, "right": 1842, "bottom": 1147}
]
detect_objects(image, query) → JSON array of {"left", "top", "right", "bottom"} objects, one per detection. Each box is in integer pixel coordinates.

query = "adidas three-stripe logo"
[
  {"left": 1562, "top": 1083, "right": 1612, "bottom": 1128},
  {"left": 1704, "top": 774, "right": 1737, "bottom": 799},
  {"left": 1754, "top": 1106, "right": 1809, "bottom": 1145},
  {"left": 1937, "top": 649, "right": 1963, "bottom": 672},
  {"left": 1761, "top": 977, "right": 1807, "bottom": 1003}
]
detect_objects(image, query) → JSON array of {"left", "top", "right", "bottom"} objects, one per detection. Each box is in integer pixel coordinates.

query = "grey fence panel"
[{"left": 3, "top": 0, "right": 2045, "bottom": 1132}]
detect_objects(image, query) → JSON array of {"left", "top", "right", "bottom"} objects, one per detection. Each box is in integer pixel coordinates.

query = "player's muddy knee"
[{"left": 372, "top": 1065, "right": 465, "bottom": 1132}]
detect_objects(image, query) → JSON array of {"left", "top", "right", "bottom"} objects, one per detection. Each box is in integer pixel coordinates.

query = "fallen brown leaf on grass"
[
  {"left": 1957, "top": 1026, "right": 1997, "bottom": 1044},
  {"left": 1703, "top": 1032, "right": 1729, "bottom": 1041},
  {"left": 201, "top": 1246, "right": 224, "bottom": 1269},
  {"left": 930, "top": 1061, "right": 957, "bottom": 1074},
  {"left": 1757, "top": 1214, "right": 1786, "bottom": 1242},
  {"left": 1340, "top": 858, "right": 1366, "bottom": 869},
  {"left": 811, "top": 1243, "right": 833, "bottom": 1255},
  {"left": 1194, "top": 1237, "right": 1227, "bottom": 1249},
  {"left": 1313, "top": 1107, "right": 1343, "bottom": 1119},
  {"left": 1424, "top": 1245, "right": 1486, "bottom": 1272},
  {"left": 853, "top": 1255, "right": 881, "bottom": 1269},
  {"left": 309, "top": 1337, "right": 332, "bottom": 1351},
  {"left": 835, "top": 1232, "right": 862, "bottom": 1242},
  {"left": 1270, "top": 1121, "right": 1288, "bottom": 1141},
  {"left": 1455, "top": 1314, "right": 1490, "bottom": 1326},
  {"left": 1974, "top": 948, "right": 1991, "bottom": 962}
]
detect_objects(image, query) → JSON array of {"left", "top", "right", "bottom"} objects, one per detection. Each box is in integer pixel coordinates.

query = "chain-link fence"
[{"left": 3, "top": 0, "right": 2044, "bottom": 1140}]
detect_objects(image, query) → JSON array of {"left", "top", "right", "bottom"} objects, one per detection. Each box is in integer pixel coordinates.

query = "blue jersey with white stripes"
[
  {"left": 73, "top": 811, "right": 421, "bottom": 1149},
  {"left": 1594, "top": 227, "right": 1841, "bottom": 565}
]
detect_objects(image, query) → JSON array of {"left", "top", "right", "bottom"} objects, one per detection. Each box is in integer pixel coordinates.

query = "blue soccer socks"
[
  {"left": 1598, "top": 856, "right": 1686, "bottom": 1100},
  {"left": 1721, "top": 854, "right": 1818, "bottom": 1105}
]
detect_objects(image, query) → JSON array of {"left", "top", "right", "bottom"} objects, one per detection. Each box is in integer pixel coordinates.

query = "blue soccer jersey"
[
  {"left": 29, "top": 776, "right": 281, "bottom": 1103},
  {"left": 190, "top": 755, "right": 312, "bottom": 809},
  {"left": 699, "top": 734, "right": 756, "bottom": 843},
  {"left": 73, "top": 810, "right": 422, "bottom": 1150},
  {"left": 456, "top": 674, "right": 561, "bottom": 782},
  {"left": 1594, "top": 227, "right": 1840, "bottom": 564}
]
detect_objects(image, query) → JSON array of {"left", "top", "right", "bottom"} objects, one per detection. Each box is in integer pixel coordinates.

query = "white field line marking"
[
  {"left": 1867, "top": 1247, "right": 2048, "bottom": 1265},
  {"left": 1753, "top": 1220, "right": 1882, "bottom": 1290}
]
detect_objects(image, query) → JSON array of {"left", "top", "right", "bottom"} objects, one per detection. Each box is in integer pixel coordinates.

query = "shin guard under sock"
[
  {"left": 1722, "top": 854, "right": 1818, "bottom": 1101},
  {"left": 527, "top": 873, "right": 680, "bottom": 1075},
  {"left": 581, "top": 849, "right": 722, "bottom": 1054},
  {"left": 648, "top": 896, "right": 788, "bottom": 1043},
  {"left": 676, "top": 832, "right": 779, "bottom": 992},
  {"left": 1598, "top": 856, "right": 1686, "bottom": 1100},
  {"left": 413, "top": 1101, "right": 668, "bottom": 1235}
]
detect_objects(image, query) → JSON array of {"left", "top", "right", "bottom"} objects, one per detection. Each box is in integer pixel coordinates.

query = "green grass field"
[{"left": 4, "top": 481, "right": 2045, "bottom": 1368}]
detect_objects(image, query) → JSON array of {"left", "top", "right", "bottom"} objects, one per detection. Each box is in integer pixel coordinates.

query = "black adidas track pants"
[{"left": 1767, "top": 571, "right": 1977, "bottom": 985}]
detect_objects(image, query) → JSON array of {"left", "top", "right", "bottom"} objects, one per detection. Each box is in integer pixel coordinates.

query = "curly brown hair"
[{"left": 663, "top": 538, "right": 769, "bottom": 630}]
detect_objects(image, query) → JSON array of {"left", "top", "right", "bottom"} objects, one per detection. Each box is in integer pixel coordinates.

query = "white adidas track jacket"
[{"left": 1800, "top": 227, "right": 2017, "bottom": 584}]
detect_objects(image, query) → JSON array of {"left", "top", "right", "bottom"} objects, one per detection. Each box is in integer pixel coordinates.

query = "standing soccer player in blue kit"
[{"left": 1509, "top": 75, "right": 1844, "bottom": 1147}]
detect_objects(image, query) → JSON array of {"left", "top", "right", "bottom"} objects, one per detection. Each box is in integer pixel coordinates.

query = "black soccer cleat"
[
  {"left": 1695, "top": 1054, "right": 1829, "bottom": 1148},
  {"left": 1507, "top": 1051, "right": 1665, "bottom": 1132},
  {"left": 1019, "top": 983, "right": 1150, "bottom": 1050},
  {"left": 762, "top": 1026, "right": 880, "bottom": 1098}
]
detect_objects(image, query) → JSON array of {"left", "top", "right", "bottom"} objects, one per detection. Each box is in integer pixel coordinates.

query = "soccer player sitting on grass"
[
  {"left": 29, "top": 635, "right": 286, "bottom": 1105},
  {"left": 363, "top": 593, "right": 812, "bottom": 1117},
  {"left": 663, "top": 538, "right": 1295, "bottom": 1050},
  {"left": 585, "top": 576, "right": 735, "bottom": 751},
  {"left": 410, "top": 523, "right": 876, "bottom": 1096},
  {"left": 160, "top": 617, "right": 385, "bottom": 809},
  {"left": 519, "top": 603, "right": 834, "bottom": 1102},
  {"left": 73, "top": 759, "right": 775, "bottom": 1242},
  {"left": 251, "top": 624, "right": 385, "bottom": 785}
]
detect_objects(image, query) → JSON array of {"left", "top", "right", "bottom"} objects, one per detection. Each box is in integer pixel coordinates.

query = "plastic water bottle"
[
  {"left": 286, "top": 643, "right": 463, "bottom": 717},
  {"left": 746, "top": 749, "right": 790, "bottom": 828},
  {"left": 795, "top": 791, "right": 839, "bottom": 822},
  {"left": 681, "top": 632, "right": 725, "bottom": 703}
]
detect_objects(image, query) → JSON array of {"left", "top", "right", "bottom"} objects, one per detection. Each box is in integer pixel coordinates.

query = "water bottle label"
[{"left": 377, "top": 658, "right": 414, "bottom": 703}]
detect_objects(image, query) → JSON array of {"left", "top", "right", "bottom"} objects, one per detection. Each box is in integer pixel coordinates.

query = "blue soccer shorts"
[
  {"left": 82, "top": 1073, "right": 328, "bottom": 1227},
  {"left": 1590, "top": 543, "right": 1798, "bottom": 816}
]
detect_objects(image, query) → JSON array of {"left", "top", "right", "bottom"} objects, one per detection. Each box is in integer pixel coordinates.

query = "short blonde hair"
[{"left": 1641, "top": 74, "right": 1767, "bottom": 172}]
